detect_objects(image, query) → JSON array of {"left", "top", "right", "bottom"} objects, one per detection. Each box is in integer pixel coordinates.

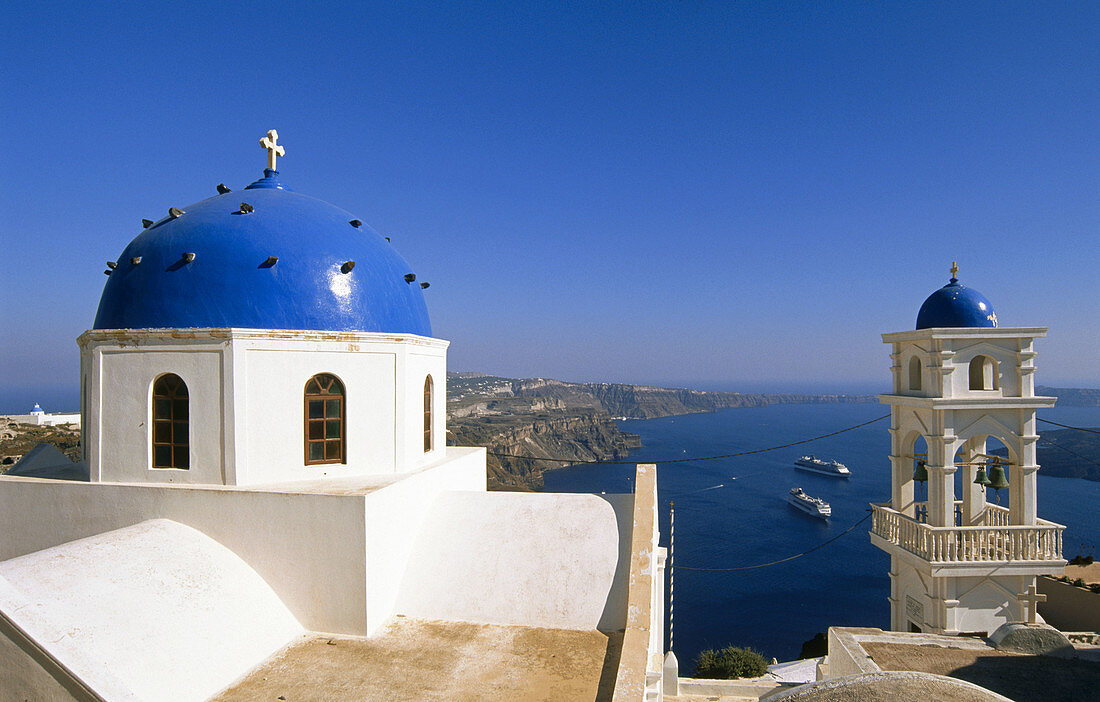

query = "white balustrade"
[
  {"left": 870, "top": 503, "right": 1064, "bottom": 564},
  {"left": 983, "top": 503, "right": 1011, "bottom": 527}
]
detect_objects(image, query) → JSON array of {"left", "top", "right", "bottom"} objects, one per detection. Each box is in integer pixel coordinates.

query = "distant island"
[
  {"left": 446, "top": 373, "right": 875, "bottom": 490},
  {"left": 989, "top": 427, "right": 1100, "bottom": 483},
  {"left": 1036, "top": 386, "right": 1100, "bottom": 406}
]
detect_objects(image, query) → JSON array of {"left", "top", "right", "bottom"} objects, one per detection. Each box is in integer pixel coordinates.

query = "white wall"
[
  {"left": 92, "top": 347, "right": 227, "bottom": 484},
  {"left": 0, "top": 520, "right": 304, "bottom": 702},
  {"left": 883, "top": 328, "right": 1047, "bottom": 402},
  {"left": 78, "top": 329, "right": 450, "bottom": 487},
  {"left": 395, "top": 490, "right": 632, "bottom": 631},
  {"left": 399, "top": 349, "right": 447, "bottom": 471},
  {"left": 952, "top": 576, "right": 1019, "bottom": 635},
  {"left": 0, "top": 476, "right": 367, "bottom": 634},
  {"left": 362, "top": 448, "right": 487, "bottom": 634},
  {"left": 0, "top": 447, "right": 486, "bottom": 637},
  {"left": 238, "top": 345, "right": 398, "bottom": 483}
]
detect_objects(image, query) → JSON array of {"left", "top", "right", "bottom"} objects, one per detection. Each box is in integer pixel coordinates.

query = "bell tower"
[{"left": 869, "top": 264, "right": 1065, "bottom": 635}]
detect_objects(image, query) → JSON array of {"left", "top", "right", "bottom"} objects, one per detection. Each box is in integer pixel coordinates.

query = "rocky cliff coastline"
[
  {"left": 447, "top": 373, "right": 875, "bottom": 490},
  {"left": 448, "top": 410, "right": 641, "bottom": 490}
]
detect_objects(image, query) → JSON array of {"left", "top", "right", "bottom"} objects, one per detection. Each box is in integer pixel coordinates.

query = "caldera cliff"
[{"left": 446, "top": 373, "right": 874, "bottom": 490}]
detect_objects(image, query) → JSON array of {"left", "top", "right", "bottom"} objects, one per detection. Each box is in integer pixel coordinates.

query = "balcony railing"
[
  {"left": 908, "top": 501, "right": 1013, "bottom": 527},
  {"left": 871, "top": 502, "right": 1064, "bottom": 564}
]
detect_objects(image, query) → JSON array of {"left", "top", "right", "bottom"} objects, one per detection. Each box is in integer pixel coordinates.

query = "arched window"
[
  {"left": 908, "top": 356, "right": 922, "bottom": 392},
  {"left": 423, "top": 375, "right": 434, "bottom": 452},
  {"left": 152, "top": 374, "right": 189, "bottom": 469},
  {"left": 305, "top": 373, "right": 345, "bottom": 465},
  {"left": 968, "top": 355, "right": 997, "bottom": 391}
]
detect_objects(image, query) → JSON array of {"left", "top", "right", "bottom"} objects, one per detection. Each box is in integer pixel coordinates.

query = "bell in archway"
[
  {"left": 974, "top": 465, "right": 991, "bottom": 487},
  {"left": 913, "top": 459, "right": 928, "bottom": 483},
  {"left": 987, "top": 464, "right": 1009, "bottom": 491}
]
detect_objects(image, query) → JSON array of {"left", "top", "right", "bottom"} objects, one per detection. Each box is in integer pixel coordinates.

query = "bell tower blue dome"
[
  {"left": 915, "top": 264, "right": 997, "bottom": 330},
  {"left": 93, "top": 168, "right": 431, "bottom": 336}
]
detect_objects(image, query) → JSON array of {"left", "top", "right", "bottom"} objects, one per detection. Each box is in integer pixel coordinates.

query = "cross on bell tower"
[{"left": 259, "top": 129, "right": 285, "bottom": 171}]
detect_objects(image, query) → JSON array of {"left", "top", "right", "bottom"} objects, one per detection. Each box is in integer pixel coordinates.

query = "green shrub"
[
  {"left": 693, "top": 645, "right": 768, "bottom": 679},
  {"left": 1073, "top": 578, "right": 1087, "bottom": 588},
  {"left": 694, "top": 649, "right": 720, "bottom": 677},
  {"left": 1089, "top": 583, "right": 1100, "bottom": 594}
]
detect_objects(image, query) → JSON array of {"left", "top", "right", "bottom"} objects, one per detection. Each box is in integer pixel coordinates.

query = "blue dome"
[
  {"left": 915, "top": 276, "right": 997, "bottom": 330},
  {"left": 94, "top": 170, "right": 431, "bottom": 336}
]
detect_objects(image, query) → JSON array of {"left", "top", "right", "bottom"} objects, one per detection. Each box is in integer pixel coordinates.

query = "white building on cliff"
[{"left": 0, "top": 134, "right": 666, "bottom": 701}]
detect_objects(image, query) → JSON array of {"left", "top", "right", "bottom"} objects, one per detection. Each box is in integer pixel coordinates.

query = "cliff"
[
  {"left": 447, "top": 374, "right": 874, "bottom": 490},
  {"left": 1037, "top": 386, "right": 1100, "bottom": 407},
  {"left": 458, "top": 375, "right": 875, "bottom": 419},
  {"left": 0, "top": 420, "right": 81, "bottom": 470},
  {"left": 567, "top": 382, "right": 872, "bottom": 419},
  {"left": 990, "top": 427, "right": 1100, "bottom": 482},
  {"left": 448, "top": 409, "right": 640, "bottom": 490}
]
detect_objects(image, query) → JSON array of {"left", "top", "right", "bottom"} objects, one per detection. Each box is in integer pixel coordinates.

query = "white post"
[
  {"left": 663, "top": 651, "right": 679, "bottom": 696},
  {"left": 664, "top": 500, "right": 678, "bottom": 696}
]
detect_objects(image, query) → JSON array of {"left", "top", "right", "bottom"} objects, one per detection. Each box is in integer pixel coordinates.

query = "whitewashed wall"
[
  {"left": 394, "top": 491, "right": 633, "bottom": 631},
  {"left": 0, "top": 520, "right": 304, "bottom": 702},
  {"left": 0, "top": 448, "right": 485, "bottom": 636},
  {"left": 78, "top": 329, "right": 449, "bottom": 486}
]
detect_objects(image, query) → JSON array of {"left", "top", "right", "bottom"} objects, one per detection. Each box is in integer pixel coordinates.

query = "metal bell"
[
  {"left": 913, "top": 459, "right": 928, "bottom": 483},
  {"left": 973, "top": 466, "right": 991, "bottom": 487},
  {"left": 987, "top": 464, "right": 1010, "bottom": 491}
]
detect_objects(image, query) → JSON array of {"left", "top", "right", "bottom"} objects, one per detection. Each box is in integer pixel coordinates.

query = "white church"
[
  {"left": 0, "top": 133, "right": 667, "bottom": 701},
  {"left": 0, "top": 133, "right": 1070, "bottom": 701}
]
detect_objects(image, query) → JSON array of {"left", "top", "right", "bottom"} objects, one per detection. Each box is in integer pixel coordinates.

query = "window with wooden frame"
[
  {"left": 423, "top": 374, "right": 434, "bottom": 452},
  {"left": 305, "top": 373, "right": 345, "bottom": 465},
  {"left": 152, "top": 373, "right": 189, "bottom": 469}
]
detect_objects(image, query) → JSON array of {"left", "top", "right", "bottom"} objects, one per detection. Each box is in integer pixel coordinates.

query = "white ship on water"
[
  {"left": 794, "top": 454, "right": 851, "bottom": 478},
  {"left": 787, "top": 487, "right": 831, "bottom": 519}
]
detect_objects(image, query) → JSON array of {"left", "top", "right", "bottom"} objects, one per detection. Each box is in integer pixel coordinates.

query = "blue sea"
[{"left": 540, "top": 403, "right": 1100, "bottom": 664}]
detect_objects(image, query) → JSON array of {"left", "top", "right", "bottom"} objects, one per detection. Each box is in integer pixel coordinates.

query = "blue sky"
[{"left": 1, "top": 2, "right": 1097, "bottom": 410}]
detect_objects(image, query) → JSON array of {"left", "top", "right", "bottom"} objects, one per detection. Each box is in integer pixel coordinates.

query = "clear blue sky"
[{"left": 2, "top": 2, "right": 1097, "bottom": 411}]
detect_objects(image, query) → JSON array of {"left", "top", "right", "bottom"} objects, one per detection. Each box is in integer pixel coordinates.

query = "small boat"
[
  {"left": 795, "top": 455, "right": 851, "bottom": 478},
  {"left": 788, "top": 487, "right": 831, "bottom": 519}
]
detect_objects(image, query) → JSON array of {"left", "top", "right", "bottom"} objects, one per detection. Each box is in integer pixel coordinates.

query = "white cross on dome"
[{"left": 259, "top": 129, "right": 285, "bottom": 170}]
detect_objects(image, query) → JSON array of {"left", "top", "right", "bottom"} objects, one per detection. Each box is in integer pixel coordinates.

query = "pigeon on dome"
[{"left": 92, "top": 130, "right": 431, "bottom": 336}]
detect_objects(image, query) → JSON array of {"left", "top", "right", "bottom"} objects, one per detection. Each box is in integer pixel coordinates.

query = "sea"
[{"left": 540, "top": 402, "right": 1100, "bottom": 665}]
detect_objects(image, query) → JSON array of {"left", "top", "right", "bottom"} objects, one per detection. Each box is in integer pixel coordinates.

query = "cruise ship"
[
  {"left": 794, "top": 455, "right": 851, "bottom": 478},
  {"left": 787, "top": 487, "right": 831, "bottom": 519}
]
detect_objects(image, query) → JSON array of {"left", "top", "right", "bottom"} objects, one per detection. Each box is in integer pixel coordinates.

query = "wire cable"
[
  {"left": 1037, "top": 437, "right": 1100, "bottom": 469},
  {"left": 1038, "top": 418, "right": 1100, "bottom": 435},
  {"left": 487, "top": 413, "right": 890, "bottom": 465},
  {"left": 676, "top": 511, "right": 873, "bottom": 572},
  {"left": 664, "top": 483, "right": 726, "bottom": 499}
]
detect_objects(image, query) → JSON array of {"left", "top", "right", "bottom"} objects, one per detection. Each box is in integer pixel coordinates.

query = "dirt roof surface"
[
  {"left": 765, "top": 671, "right": 1011, "bottom": 702},
  {"left": 863, "top": 642, "right": 1100, "bottom": 702},
  {"left": 1064, "top": 562, "right": 1100, "bottom": 585},
  {"left": 212, "top": 617, "right": 622, "bottom": 701}
]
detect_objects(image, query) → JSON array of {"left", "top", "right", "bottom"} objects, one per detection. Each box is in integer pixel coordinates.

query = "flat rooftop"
[
  {"left": 213, "top": 617, "right": 622, "bottom": 701},
  {"left": 864, "top": 640, "right": 1100, "bottom": 702}
]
